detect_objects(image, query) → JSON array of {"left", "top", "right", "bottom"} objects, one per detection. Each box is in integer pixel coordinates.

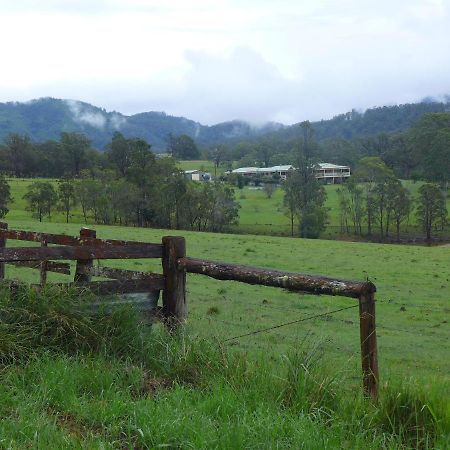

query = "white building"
[
  {"left": 231, "top": 165, "right": 293, "bottom": 180},
  {"left": 231, "top": 163, "right": 351, "bottom": 184},
  {"left": 184, "top": 170, "right": 211, "bottom": 182}
]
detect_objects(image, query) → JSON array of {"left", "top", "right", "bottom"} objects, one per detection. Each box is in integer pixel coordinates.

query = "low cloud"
[
  {"left": 110, "top": 113, "right": 127, "bottom": 129},
  {"left": 66, "top": 100, "right": 107, "bottom": 128}
]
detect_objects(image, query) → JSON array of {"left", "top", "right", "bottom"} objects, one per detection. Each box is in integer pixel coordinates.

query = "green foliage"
[
  {"left": 23, "top": 181, "right": 57, "bottom": 222},
  {"left": 60, "top": 132, "right": 91, "bottom": 176},
  {"left": 3, "top": 133, "right": 36, "bottom": 177},
  {"left": 168, "top": 134, "right": 200, "bottom": 160},
  {"left": 283, "top": 122, "right": 328, "bottom": 238},
  {"left": 57, "top": 178, "right": 77, "bottom": 223},
  {"left": 0, "top": 175, "right": 12, "bottom": 218},
  {"left": 411, "top": 112, "right": 450, "bottom": 185},
  {"left": 416, "top": 184, "right": 448, "bottom": 239}
]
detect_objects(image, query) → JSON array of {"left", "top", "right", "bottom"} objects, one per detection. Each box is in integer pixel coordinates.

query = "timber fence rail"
[{"left": 0, "top": 224, "right": 379, "bottom": 399}]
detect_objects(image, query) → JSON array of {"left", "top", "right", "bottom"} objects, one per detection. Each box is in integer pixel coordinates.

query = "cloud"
[
  {"left": 66, "top": 100, "right": 107, "bottom": 128},
  {"left": 0, "top": 1, "right": 449, "bottom": 125},
  {"left": 110, "top": 113, "right": 127, "bottom": 129}
]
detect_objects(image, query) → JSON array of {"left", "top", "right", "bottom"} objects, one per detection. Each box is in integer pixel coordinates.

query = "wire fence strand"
[{"left": 223, "top": 304, "right": 359, "bottom": 342}]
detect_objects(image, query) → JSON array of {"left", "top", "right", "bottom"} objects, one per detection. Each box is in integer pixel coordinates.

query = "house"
[
  {"left": 230, "top": 163, "right": 351, "bottom": 184},
  {"left": 315, "top": 163, "right": 351, "bottom": 184},
  {"left": 231, "top": 165, "right": 293, "bottom": 180},
  {"left": 184, "top": 170, "right": 211, "bottom": 182}
]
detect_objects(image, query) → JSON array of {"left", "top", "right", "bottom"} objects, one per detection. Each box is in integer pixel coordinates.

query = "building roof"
[
  {"left": 231, "top": 165, "right": 293, "bottom": 174},
  {"left": 317, "top": 163, "right": 350, "bottom": 170},
  {"left": 231, "top": 163, "right": 350, "bottom": 174}
]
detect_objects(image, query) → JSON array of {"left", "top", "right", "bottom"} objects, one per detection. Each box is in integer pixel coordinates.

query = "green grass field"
[
  {"left": 2, "top": 170, "right": 449, "bottom": 447},
  {"left": 0, "top": 215, "right": 449, "bottom": 447}
]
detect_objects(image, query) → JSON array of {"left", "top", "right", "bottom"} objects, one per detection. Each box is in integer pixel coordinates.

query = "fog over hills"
[{"left": 0, "top": 97, "right": 448, "bottom": 151}]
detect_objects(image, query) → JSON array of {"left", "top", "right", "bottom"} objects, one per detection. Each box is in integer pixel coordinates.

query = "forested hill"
[
  {"left": 0, "top": 98, "right": 283, "bottom": 150},
  {"left": 0, "top": 97, "right": 449, "bottom": 150},
  {"left": 273, "top": 100, "right": 450, "bottom": 142}
]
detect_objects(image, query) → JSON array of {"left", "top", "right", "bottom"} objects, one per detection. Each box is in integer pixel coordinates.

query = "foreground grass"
[
  {"left": 0, "top": 287, "right": 448, "bottom": 449},
  {"left": 3, "top": 219, "right": 450, "bottom": 388}
]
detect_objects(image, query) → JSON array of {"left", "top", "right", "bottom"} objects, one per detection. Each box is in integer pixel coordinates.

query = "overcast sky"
[{"left": 0, "top": 0, "right": 449, "bottom": 125}]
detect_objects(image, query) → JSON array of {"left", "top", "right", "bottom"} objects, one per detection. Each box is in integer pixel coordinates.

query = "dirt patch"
[
  {"left": 52, "top": 410, "right": 103, "bottom": 437},
  {"left": 133, "top": 376, "right": 173, "bottom": 399}
]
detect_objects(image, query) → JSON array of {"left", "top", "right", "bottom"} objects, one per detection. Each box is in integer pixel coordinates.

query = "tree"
[
  {"left": 263, "top": 182, "right": 276, "bottom": 199},
  {"left": 411, "top": 113, "right": 450, "bottom": 187},
  {"left": 57, "top": 178, "right": 77, "bottom": 223},
  {"left": 60, "top": 132, "right": 91, "bottom": 176},
  {"left": 168, "top": 134, "right": 200, "bottom": 160},
  {"left": 336, "top": 187, "right": 351, "bottom": 234},
  {"left": 416, "top": 184, "right": 448, "bottom": 240},
  {"left": 4, "top": 133, "right": 36, "bottom": 177},
  {"left": 354, "top": 156, "right": 394, "bottom": 235},
  {"left": 283, "top": 121, "right": 327, "bottom": 238},
  {"left": 105, "top": 132, "right": 132, "bottom": 176},
  {"left": 0, "top": 176, "right": 12, "bottom": 218},
  {"left": 386, "top": 182, "right": 412, "bottom": 242},
  {"left": 346, "top": 178, "right": 365, "bottom": 235},
  {"left": 23, "top": 182, "right": 57, "bottom": 222},
  {"left": 283, "top": 175, "right": 298, "bottom": 237}
]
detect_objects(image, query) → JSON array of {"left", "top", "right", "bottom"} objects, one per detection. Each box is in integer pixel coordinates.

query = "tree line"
[
  {"left": 336, "top": 157, "right": 447, "bottom": 241},
  {"left": 0, "top": 131, "right": 201, "bottom": 179},
  {"left": 0, "top": 131, "right": 238, "bottom": 232},
  {"left": 206, "top": 112, "right": 450, "bottom": 189}
]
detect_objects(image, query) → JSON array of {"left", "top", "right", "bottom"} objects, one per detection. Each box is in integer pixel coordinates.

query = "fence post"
[
  {"left": 40, "top": 239, "right": 48, "bottom": 286},
  {"left": 74, "top": 228, "right": 96, "bottom": 283},
  {"left": 359, "top": 291, "right": 379, "bottom": 399},
  {"left": 0, "top": 222, "right": 7, "bottom": 280},
  {"left": 162, "top": 236, "right": 187, "bottom": 328}
]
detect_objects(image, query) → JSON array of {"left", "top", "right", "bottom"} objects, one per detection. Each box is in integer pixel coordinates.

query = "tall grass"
[{"left": 0, "top": 286, "right": 448, "bottom": 448}]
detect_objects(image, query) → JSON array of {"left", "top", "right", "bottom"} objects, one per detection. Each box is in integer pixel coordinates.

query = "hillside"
[
  {"left": 0, "top": 98, "right": 284, "bottom": 150},
  {"left": 0, "top": 97, "right": 449, "bottom": 151}
]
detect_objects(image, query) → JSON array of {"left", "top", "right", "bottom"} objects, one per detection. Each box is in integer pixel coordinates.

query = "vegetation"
[
  {"left": 0, "top": 221, "right": 449, "bottom": 448},
  {"left": 23, "top": 181, "right": 58, "bottom": 222},
  {"left": 416, "top": 184, "right": 448, "bottom": 240},
  {"left": 282, "top": 122, "right": 327, "bottom": 238},
  {"left": 0, "top": 175, "right": 12, "bottom": 218}
]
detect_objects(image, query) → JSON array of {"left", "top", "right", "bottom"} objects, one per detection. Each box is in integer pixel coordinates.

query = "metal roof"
[
  {"left": 232, "top": 163, "right": 349, "bottom": 174},
  {"left": 317, "top": 163, "right": 350, "bottom": 169},
  {"left": 231, "top": 165, "right": 293, "bottom": 174}
]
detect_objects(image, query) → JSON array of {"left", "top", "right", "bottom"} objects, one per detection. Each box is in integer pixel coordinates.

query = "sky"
[{"left": 0, "top": 0, "right": 449, "bottom": 125}]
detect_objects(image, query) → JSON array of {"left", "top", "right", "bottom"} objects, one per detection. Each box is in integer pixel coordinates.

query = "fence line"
[{"left": 0, "top": 223, "right": 379, "bottom": 399}]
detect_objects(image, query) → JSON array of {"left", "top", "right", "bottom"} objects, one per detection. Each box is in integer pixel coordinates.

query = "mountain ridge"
[{"left": 0, "top": 97, "right": 448, "bottom": 150}]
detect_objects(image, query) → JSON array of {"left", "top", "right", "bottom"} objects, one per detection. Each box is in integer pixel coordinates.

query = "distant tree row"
[
  {"left": 17, "top": 145, "right": 239, "bottom": 232},
  {"left": 0, "top": 131, "right": 201, "bottom": 179},
  {"left": 336, "top": 157, "right": 447, "bottom": 241}
]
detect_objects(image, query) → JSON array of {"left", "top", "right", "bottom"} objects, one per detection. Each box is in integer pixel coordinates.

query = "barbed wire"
[{"left": 223, "top": 304, "right": 359, "bottom": 342}]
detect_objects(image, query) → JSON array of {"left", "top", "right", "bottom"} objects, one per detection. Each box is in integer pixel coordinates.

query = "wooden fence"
[{"left": 0, "top": 223, "right": 379, "bottom": 399}]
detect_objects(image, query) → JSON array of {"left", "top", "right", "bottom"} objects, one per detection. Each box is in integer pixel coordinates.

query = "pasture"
[{"left": 0, "top": 218, "right": 449, "bottom": 448}]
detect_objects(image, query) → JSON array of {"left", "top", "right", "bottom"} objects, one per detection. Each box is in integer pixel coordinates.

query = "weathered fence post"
[
  {"left": 0, "top": 222, "right": 7, "bottom": 280},
  {"left": 74, "top": 228, "right": 96, "bottom": 283},
  {"left": 162, "top": 236, "right": 187, "bottom": 328},
  {"left": 359, "top": 290, "right": 379, "bottom": 399},
  {"left": 40, "top": 239, "right": 48, "bottom": 286}
]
